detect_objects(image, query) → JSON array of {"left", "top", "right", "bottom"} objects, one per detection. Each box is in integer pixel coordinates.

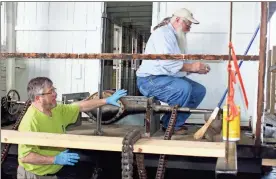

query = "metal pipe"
[
  {"left": 255, "top": 2, "right": 268, "bottom": 146},
  {"left": 226, "top": 2, "right": 233, "bottom": 162},
  {"left": 95, "top": 3, "right": 107, "bottom": 135},
  {"left": 6, "top": 2, "right": 16, "bottom": 92},
  {"left": 153, "top": 105, "right": 213, "bottom": 114},
  {"left": 1, "top": 53, "right": 259, "bottom": 61}
]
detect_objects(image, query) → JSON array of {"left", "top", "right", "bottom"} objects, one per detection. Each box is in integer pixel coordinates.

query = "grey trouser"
[{"left": 17, "top": 165, "right": 58, "bottom": 179}]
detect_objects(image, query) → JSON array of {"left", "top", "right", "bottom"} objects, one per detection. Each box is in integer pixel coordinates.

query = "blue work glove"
[
  {"left": 53, "top": 149, "right": 80, "bottom": 166},
  {"left": 106, "top": 89, "right": 127, "bottom": 107}
]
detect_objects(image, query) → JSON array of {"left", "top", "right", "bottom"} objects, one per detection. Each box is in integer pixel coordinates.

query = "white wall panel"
[
  {"left": 15, "top": 2, "right": 103, "bottom": 101},
  {"left": 269, "top": 6, "right": 276, "bottom": 50},
  {"left": 152, "top": 2, "right": 261, "bottom": 129},
  {"left": 0, "top": 3, "right": 7, "bottom": 97}
]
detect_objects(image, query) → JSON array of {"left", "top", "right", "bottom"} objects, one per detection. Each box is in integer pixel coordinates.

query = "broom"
[{"left": 193, "top": 24, "right": 260, "bottom": 140}]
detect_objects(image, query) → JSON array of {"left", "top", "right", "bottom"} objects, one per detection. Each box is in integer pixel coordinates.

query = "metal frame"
[
  {"left": 95, "top": 2, "right": 107, "bottom": 136},
  {"left": 255, "top": 2, "right": 268, "bottom": 147}
]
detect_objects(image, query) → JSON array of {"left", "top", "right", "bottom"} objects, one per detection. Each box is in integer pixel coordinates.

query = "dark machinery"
[
  {"left": 62, "top": 92, "right": 91, "bottom": 127},
  {"left": 1, "top": 89, "right": 25, "bottom": 126},
  {"left": 85, "top": 90, "right": 213, "bottom": 124},
  {"left": 85, "top": 90, "right": 217, "bottom": 137}
]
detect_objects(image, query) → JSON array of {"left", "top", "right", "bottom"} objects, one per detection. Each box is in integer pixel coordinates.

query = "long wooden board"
[
  {"left": 1, "top": 130, "right": 225, "bottom": 158},
  {"left": 262, "top": 159, "right": 276, "bottom": 166}
]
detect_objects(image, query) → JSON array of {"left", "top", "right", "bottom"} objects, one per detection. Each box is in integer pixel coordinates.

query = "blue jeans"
[{"left": 137, "top": 75, "right": 206, "bottom": 130}]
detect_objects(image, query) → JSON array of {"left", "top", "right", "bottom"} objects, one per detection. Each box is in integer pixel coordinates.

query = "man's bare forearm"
[
  {"left": 181, "top": 63, "right": 195, "bottom": 72},
  {"left": 74, "top": 99, "right": 107, "bottom": 112},
  {"left": 20, "top": 152, "right": 55, "bottom": 165}
]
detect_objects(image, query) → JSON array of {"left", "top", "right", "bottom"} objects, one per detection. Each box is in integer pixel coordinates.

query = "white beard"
[{"left": 175, "top": 28, "right": 187, "bottom": 54}]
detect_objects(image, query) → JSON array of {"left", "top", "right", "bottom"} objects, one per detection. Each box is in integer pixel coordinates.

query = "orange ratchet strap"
[{"left": 226, "top": 42, "right": 249, "bottom": 121}]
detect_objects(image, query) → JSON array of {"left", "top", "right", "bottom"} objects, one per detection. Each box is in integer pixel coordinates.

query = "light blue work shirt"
[{"left": 136, "top": 23, "right": 187, "bottom": 77}]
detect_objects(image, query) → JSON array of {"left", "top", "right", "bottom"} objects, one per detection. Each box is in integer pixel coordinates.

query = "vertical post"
[
  {"left": 95, "top": 3, "right": 107, "bottom": 135},
  {"left": 266, "top": 50, "right": 272, "bottom": 111},
  {"left": 270, "top": 46, "right": 276, "bottom": 114},
  {"left": 255, "top": 2, "right": 268, "bottom": 146},
  {"left": 226, "top": 1, "right": 233, "bottom": 162},
  {"left": 6, "top": 2, "right": 16, "bottom": 92}
]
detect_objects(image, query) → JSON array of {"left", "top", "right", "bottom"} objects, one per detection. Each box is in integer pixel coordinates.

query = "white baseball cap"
[{"left": 173, "top": 8, "right": 199, "bottom": 24}]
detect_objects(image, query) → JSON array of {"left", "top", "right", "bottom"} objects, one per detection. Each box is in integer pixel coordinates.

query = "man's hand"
[
  {"left": 106, "top": 89, "right": 127, "bottom": 107},
  {"left": 191, "top": 62, "right": 210, "bottom": 74},
  {"left": 54, "top": 150, "right": 80, "bottom": 166}
]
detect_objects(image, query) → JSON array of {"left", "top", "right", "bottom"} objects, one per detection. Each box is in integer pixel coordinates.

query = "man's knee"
[
  {"left": 177, "top": 83, "right": 192, "bottom": 106},
  {"left": 197, "top": 83, "right": 207, "bottom": 100}
]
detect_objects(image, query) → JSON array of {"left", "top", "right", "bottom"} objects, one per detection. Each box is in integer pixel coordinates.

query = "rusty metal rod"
[
  {"left": 153, "top": 105, "right": 213, "bottom": 113},
  {"left": 255, "top": 2, "right": 268, "bottom": 146},
  {"left": 226, "top": 1, "right": 233, "bottom": 164},
  {"left": 89, "top": 104, "right": 214, "bottom": 116},
  {"left": 1, "top": 53, "right": 259, "bottom": 61}
]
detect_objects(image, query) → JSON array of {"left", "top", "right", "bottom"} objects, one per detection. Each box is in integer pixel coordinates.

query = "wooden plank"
[
  {"left": 262, "top": 159, "right": 276, "bottom": 166},
  {"left": 263, "top": 137, "right": 276, "bottom": 143},
  {"left": 1, "top": 130, "right": 225, "bottom": 158}
]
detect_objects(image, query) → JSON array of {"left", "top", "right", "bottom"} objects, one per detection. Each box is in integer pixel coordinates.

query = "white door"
[{"left": 113, "top": 24, "right": 123, "bottom": 90}]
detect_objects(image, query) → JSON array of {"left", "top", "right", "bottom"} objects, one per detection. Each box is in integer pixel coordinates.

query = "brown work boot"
[
  {"left": 162, "top": 126, "right": 188, "bottom": 135},
  {"left": 174, "top": 126, "right": 188, "bottom": 135}
]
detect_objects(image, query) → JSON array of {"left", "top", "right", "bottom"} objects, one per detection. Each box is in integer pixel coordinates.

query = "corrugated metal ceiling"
[{"left": 106, "top": 2, "right": 152, "bottom": 36}]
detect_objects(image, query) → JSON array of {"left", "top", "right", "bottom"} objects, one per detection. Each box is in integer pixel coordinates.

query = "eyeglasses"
[
  {"left": 181, "top": 18, "right": 192, "bottom": 28},
  {"left": 37, "top": 88, "right": 57, "bottom": 96}
]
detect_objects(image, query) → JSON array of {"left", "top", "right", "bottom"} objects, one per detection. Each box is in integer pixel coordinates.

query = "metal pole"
[
  {"left": 226, "top": 1, "right": 233, "bottom": 162},
  {"left": 6, "top": 2, "right": 16, "bottom": 92},
  {"left": 95, "top": 3, "right": 107, "bottom": 135},
  {"left": 255, "top": 2, "right": 268, "bottom": 146}
]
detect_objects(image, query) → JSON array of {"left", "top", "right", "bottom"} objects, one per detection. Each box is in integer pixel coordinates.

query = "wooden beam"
[
  {"left": 262, "top": 159, "right": 276, "bottom": 166},
  {"left": 1, "top": 130, "right": 225, "bottom": 158},
  {"left": 255, "top": 1, "right": 268, "bottom": 146}
]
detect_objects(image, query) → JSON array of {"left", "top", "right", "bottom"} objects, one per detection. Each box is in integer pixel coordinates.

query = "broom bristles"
[{"left": 193, "top": 107, "right": 220, "bottom": 140}]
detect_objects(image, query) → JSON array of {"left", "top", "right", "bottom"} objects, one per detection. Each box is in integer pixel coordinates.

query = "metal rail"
[{"left": 1, "top": 53, "right": 259, "bottom": 61}]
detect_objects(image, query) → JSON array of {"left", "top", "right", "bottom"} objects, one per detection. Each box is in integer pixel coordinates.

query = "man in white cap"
[{"left": 136, "top": 8, "right": 210, "bottom": 135}]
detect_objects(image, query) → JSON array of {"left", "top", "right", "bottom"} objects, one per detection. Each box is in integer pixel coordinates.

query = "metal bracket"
[
  {"left": 144, "top": 97, "right": 161, "bottom": 137},
  {"left": 215, "top": 141, "right": 237, "bottom": 178}
]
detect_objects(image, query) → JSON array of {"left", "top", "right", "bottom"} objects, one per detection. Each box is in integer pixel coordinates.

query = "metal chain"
[
  {"left": 155, "top": 105, "right": 178, "bottom": 179},
  {"left": 135, "top": 153, "right": 147, "bottom": 179},
  {"left": 1, "top": 96, "right": 8, "bottom": 110},
  {"left": 121, "top": 129, "right": 142, "bottom": 179},
  {"left": 1, "top": 99, "right": 31, "bottom": 164}
]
